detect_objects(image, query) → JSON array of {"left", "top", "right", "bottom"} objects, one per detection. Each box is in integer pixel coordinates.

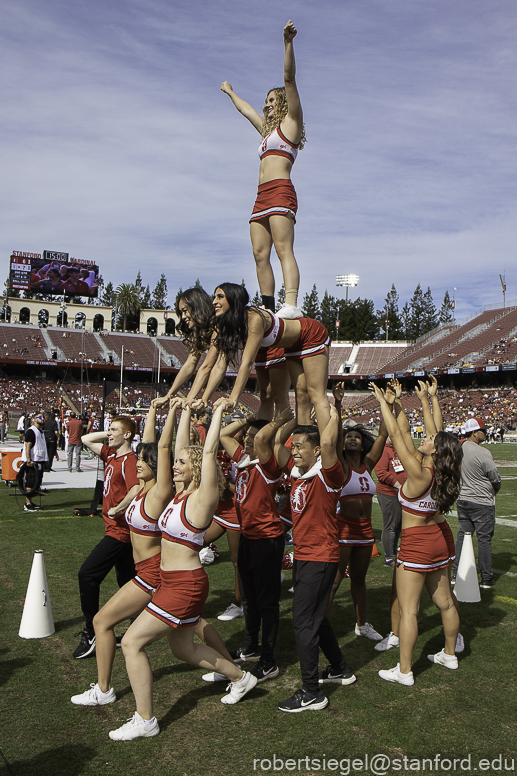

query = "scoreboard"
[{"left": 10, "top": 253, "right": 38, "bottom": 291}]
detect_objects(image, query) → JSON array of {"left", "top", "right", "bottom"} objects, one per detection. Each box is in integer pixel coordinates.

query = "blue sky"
[{"left": 2, "top": 0, "right": 516, "bottom": 322}]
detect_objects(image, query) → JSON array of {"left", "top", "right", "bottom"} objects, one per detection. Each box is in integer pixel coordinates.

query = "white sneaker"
[
  {"left": 109, "top": 712, "right": 160, "bottom": 741},
  {"left": 202, "top": 671, "right": 228, "bottom": 682},
  {"left": 71, "top": 683, "right": 116, "bottom": 706},
  {"left": 221, "top": 671, "right": 257, "bottom": 705},
  {"left": 355, "top": 622, "right": 383, "bottom": 641},
  {"left": 455, "top": 633, "right": 465, "bottom": 653},
  {"left": 378, "top": 664, "right": 414, "bottom": 686},
  {"left": 276, "top": 304, "right": 303, "bottom": 320},
  {"left": 427, "top": 649, "right": 458, "bottom": 670},
  {"left": 374, "top": 632, "right": 400, "bottom": 652},
  {"left": 217, "top": 603, "right": 244, "bottom": 621}
]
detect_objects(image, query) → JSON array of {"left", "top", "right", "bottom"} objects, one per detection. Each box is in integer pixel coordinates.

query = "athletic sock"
[
  {"left": 261, "top": 295, "right": 275, "bottom": 312},
  {"left": 285, "top": 289, "right": 298, "bottom": 307}
]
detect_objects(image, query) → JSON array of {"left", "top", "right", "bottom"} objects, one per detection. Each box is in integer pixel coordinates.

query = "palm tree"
[{"left": 115, "top": 283, "right": 141, "bottom": 331}]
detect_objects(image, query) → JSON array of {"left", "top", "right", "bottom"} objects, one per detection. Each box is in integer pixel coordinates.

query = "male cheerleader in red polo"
[
  {"left": 211, "top": 408, "right": 294, "bottom": 681},
  {"left": 73, "top": 416, "right": 139, "bottom": 658},
  {"left": 274, "top": 406, "right": 356, "bottom": 712}
]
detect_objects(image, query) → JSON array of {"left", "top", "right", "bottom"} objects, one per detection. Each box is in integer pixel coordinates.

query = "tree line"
[{"left": 296, "top": 283, "right": 454, "bottom": 343}]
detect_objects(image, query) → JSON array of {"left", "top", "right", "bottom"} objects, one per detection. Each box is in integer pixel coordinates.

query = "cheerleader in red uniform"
[
  {"left": 109, "top": 402, "right": 257, "bottom": 741},
  {"left": 325, "top": 383, "right": 388, "bottom": 640},
  {"left": 221, "top": 21, "right": 305, "bottom": 319},
  {"left": 370, "top": 381, "right": 462, "bottom": 686}
]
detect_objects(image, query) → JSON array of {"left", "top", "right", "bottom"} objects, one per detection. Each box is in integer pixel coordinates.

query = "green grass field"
[{"left": 1, "top": 444, "right": 516, "bottom": 776}]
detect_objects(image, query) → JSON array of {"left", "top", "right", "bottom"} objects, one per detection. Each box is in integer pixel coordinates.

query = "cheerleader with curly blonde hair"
[
  {"left": 221, "top": 20, "right": 305, "bottom": 320},
  {"left": 109, "top": 401, "right": 257, "bottom": 741}
]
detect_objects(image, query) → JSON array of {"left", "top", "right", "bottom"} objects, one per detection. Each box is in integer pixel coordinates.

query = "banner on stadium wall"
[
  {"left": 502, "top": 364, "right": 516, "bottom": 371},
  {"left": 396, "top": 372, "right": 405, "bottom": 378},
  {"left": 462, "top": 367, "right": 475, "bottom": 373},
  {"left": 9, "top": 250, "right": 100, "bottom": 298},
  {"left": 384, "top": 373, "right": 394, "bottom": 379},
  {"left": 485, "top": 365, "right": 500, "bottom": 372},
  {"left": 414, "top": 371, "right": 425, "bottom": 376},
  {"left": 447, "top": 368, "right": 460, "bottom": 374}
]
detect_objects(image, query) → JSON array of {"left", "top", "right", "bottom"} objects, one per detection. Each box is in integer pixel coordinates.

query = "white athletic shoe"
[
  {"left": 378, "top": 664, "right": 414, "bottom": 686},
  {"left": 355, "top": 622, "right": 383, "bottom": 641},
  {"left": 427, "top": 649, "right": 459, "bottom": 670},
  {"left": 374, "top": 632, "right": 400, "bottom": 652},
  {"left": 455, "top": 633, "right": 465, "bottom": 653},
  {"left": 220, "top": 671, "right": 257, "bottom": 705},
  {"left": 217, "top": 603, "right": 244, "bottom": 621},
  {"left": 202, "top": 671, "right": 228, "bottom": 682},
  {"left": 109, "top": 712, "right": 160, "bottom": 741},
  {"left": 71, "top": 683, "right": 116, "bottom": 706},
  {"left": 276, "top": 304, "right": 303, "bottom": 320}
]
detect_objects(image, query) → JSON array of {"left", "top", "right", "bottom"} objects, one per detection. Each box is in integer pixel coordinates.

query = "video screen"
[{"left": 10, "top": 252, "right": 99, "bottom": 298}]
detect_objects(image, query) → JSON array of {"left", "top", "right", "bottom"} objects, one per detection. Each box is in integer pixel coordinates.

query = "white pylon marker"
[
  {"left": 19, "top": 550, "right": 55, "bottom": 639},
  {"left": 454, "top": 532, "right": 481, "bottom": 603}
]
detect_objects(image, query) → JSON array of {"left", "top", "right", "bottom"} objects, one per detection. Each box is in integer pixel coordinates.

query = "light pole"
[
  {"left": 336, "top": 274, "right": 359, "bottom": 305},
  {"left": 499, "top": 273, "right": 506, "bottom": 308}
]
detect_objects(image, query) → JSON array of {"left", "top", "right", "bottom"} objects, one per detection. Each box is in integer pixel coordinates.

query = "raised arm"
[
  {"left": 369, "top": 383, "right": 431, "bottom": 492},
  {"left": 189, "top": 405, "right": 225, "bottom": 525},
  {"left": 151, "top": 397, "right": 180, "bottom": 504},
  {"left": 364, "top": 416, "right": 389, "bottom": 471},
  {"left": 142, "top": 397, "right": 167, "bottom": 443},
  {"left": 219, "top": 413, "right": 250, "bottom": 459},
  {"left": 81, "top": 430, "right": 108, "bottom": 456},
  {"left": 389, "top": 379, "right": 419, "bottom": 457},
  {"left": 281, "top": 20, "right": 303, "bottom": 139},
  {"left": 255, "top": 407, "right": 294, "bottom": 464},
  {"left": 175, "top": 402, "right": 193, "bottom": 460},
  {"left": 332, "top": 382, "right": 346, "bottom": 472},
  {"left": 415, "top": 380, "right": 438, "bottom": 437},
  {"left": 320, "top": 404, "right": 340, "bottom": 470},
  {"left": 220, "top": 82, "right": 263, "bottom": 133},
  {"left": 428, "top": 375, "right": 443, "bottom": 432},
  {"left": 273, "top": 414, "right": 298, "bottom": 470}
]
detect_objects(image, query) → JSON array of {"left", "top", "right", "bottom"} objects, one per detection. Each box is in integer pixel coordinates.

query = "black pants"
[
  {"left": 44, "top": 439, "right": 57, "bottom": 472},
  {"left": 292, "top": 559, "right": 345, "bottom": 693},
  {"left": 78, "top": 535, "right": 136, "bottom": 631},
  {"left": 238, "top": 533, "right": 285, "bottom": 663}
]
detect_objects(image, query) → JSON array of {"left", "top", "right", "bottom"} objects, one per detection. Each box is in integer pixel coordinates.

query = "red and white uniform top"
[
  {"left": 284, "top": 457, "right": 344, "bottom": 563},
  {"left": 158, "top": 492, "right": 207, "bottom": 552},
  {"left": 259, "top": 312, "right": 285, "bottom": 348},
  {"left": 125, "top": 487, "right": 161, "bottom": 537},
  {"left": 232, "top": 445, "right": 283, "bottom": 539},
  {"left": 398, "top": 469, "right": 437, "bottom": 518},
  {"left": 258, "top": 126, "right": 299, "bottom": 163},
  {"left": 340, "top": 464, "right": 376, "bottom": 502},
  {"left": 100, "top": 445, "right": 139, "bottom": 543}
]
